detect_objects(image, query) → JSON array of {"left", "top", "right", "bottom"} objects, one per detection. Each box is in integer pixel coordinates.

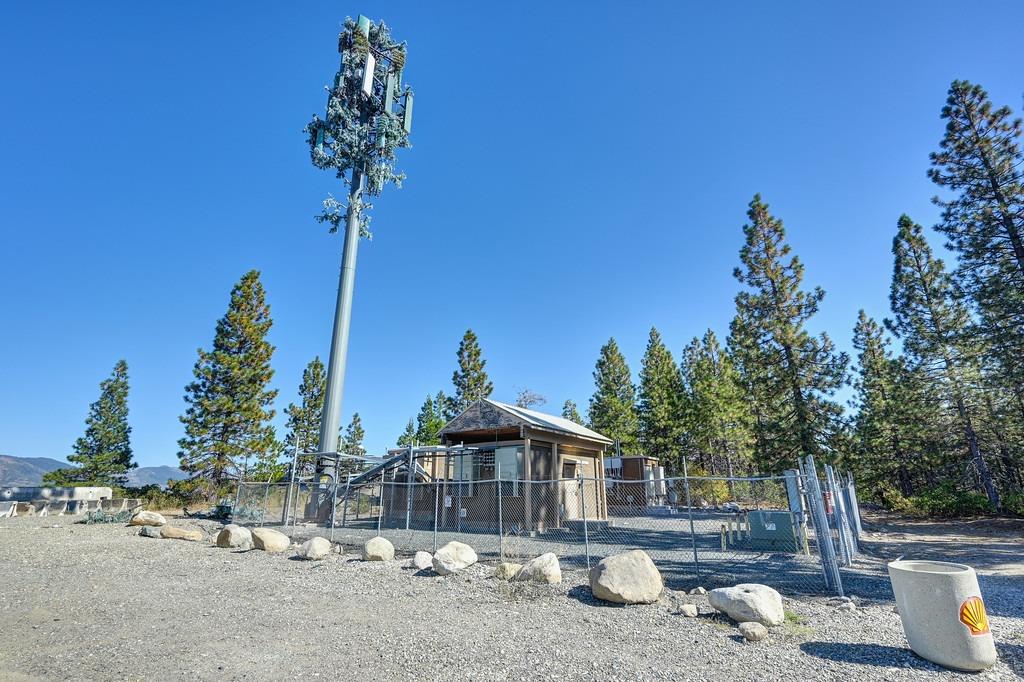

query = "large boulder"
[
  {"left": 589, "top": 550, "right": 663, "bottom": 604},
  {"left": 138, "top": 525, "right": 162, "bottom": 538},
  {"left": 708, "top": 584, "right": 784, "bottom": 627},
  {"left": 363, "top": 536, "right": 395, "bottom": 561},
  {"left": 515, "top": 553, "right": 561, "bottom": 584},
  {"left": 251, "top": 528, "right": 290, "bottom": 552},
  {"left": 161, "top": 526, "right": 203, "bottom": 542},
  {"left": 129, "top": 510, "right": 166, "bottom": 527},
  {"left": 432, "top": 541, "right": 477, "bottom": 575},
  {"left": 494, "top": 562, "right": 523, "bottom": 581},
  {"left": 413, "top": 551, "right": 434, "bottom": 571},
  {"left": 216, "top": 524, "right": 253, "bottom": 550},
  {"left": 297, "top": 536, "right": 332, "bottom": 561}
]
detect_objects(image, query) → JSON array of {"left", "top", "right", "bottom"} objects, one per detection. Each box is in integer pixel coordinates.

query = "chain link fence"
[{"left": 235, "top": 454, "right": 860, "bottom": 595}]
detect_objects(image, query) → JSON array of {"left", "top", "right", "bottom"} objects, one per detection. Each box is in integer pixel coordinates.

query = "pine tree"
[
  {"left": 679, "top": 330, "right": 754, "bottom": 477},
  {"left": 435, "top": 390, "right": 457, "bottom": 422},
  {"left": 729, "top": 195, "right": 847, "bottom": 471},
  {"left": 588, "top": 338, "right": 638, "bottom": 455},
  {"left": 561, "top": 399, "right": 583, "bottom": 425},
  {"left": 284, "top": 356, "right": 326, "bottom": 473},
  {"left": 637, "top": 328, "right": 684, "bottom": 471},
  {"left": 414, "top": 394, "right": 446, "bottom": 445},
  {"left": 397, "top": 419, "right": 416, "bottom": 447},
  {"left": 177, "top": 270, "right": 280, "bottom": 495},
  {"left": 340, "top": 413, "right": 366, "bottom": 457},
  {"left": 929, "top": 80, "right": 1024, "bottom": 422},
  {"left": 887, "top": 215, "right": 1000, "bottom": 508},
  {"left": 451, "top": 329, "right": 493, "bottom": 411},
  {"left": 44, "top": 360, "right": 135, "bottom": 487}
]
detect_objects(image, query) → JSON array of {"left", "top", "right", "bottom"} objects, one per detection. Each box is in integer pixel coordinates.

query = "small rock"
[
  {"left": 215, "top": 524, "right": 253, "bottom": 550},
  {"left": 679, "top": 604, "right": 698, "bottom": 618},
  {"left": 138, "top": 526, "right": 161, "bottom": 538},
  {"left": 892, "top": 605, "right": 900, "bottom": 615},
  {"left": 515, "top": 553, "right": 561, "bottom": 584},
  {"left": 493, "top": 562, "right": 522, "bottom": 581},
  {"left": 362, "top": 536, "right": 395, "bottom": 561},
  {"left": 708, "top": 584, "right": 784, "bottom": 626},
  {"left": 689, "top": 587, "right": 707, "bottom": 595},
  {"left": 738, "top": 621, "right": 768, "bottom": 642},
  {"left": 251, "top": 527, "right": 289, "bottom": 552},
  {"left": 413, "top": 551, "right": 433, "bottom": 570},
  {"left": 161, "top": 526, "right": 203, "bottom": 542},
  {"left": 297, "top": 536, "right": 332, "bottom": 560},
  {"left": 836, "top": 601, "right": 857, "bottom": 612},
  {"left": 129, "top": 510, "right": 166, "bottom": 527},
  {"left": 588, "top": 550, "right": 663, "bottom": 605},
  {"left": 432, "top": 541, "right": 477, "bottom": 576}
]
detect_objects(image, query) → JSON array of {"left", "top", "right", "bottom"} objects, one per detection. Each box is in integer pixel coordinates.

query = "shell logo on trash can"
[{"left": 958, "top": 596, "right": 990, "bottom": 636}]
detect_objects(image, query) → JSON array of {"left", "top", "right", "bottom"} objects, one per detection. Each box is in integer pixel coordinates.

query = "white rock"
[
  {"left": 432, "top": 541, "right": 477, "bottom": 575},
  {"left": 739, "top": 621, "right": 768, "bottom": 642},
  {"left": 161, "top": 526, "right": 203, "bottom": 542},
  {"left": 515, "top": 553, "right": 561, "bottom": 584},
  {"left": 679, "top": 604, "right": 698, "bottom": 618},
  {"left": 215, "top": 524, "right": 253, "bottom": 550},
  {"left": 297, "top": 536, "right": 332, "bottom": 560},
  {"left": 251, "top": 527, "right": 290, "bottom": 553},
  {"left": 493, "top": 562, "right": 522, "bottom": 581},
  {"left": 129, "top": 510, "right": 166, "bottom": 527},
  {"left": 413, "top": 551, "right": 433, "bottom": 570},
  {"left": 588, "top": 550, "right": 663, "bottom": 605},
  {"left": 689, "top": 586, "right": 707, "bottom": 595},
  {"left": 362, "top": 536, "right": 395, "bottom": 561},
  {"left": 708, "top": 584, "right": 784, "bottom": 626}
]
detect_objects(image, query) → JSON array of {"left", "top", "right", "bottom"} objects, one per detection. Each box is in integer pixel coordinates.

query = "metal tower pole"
[{"left": 318, "top": 168, "right": 364, "bottom": 456}]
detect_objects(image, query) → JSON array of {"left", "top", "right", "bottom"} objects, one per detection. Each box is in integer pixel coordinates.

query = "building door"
[{"left": 562, "top": 461, "right": 580, "bottom": 519}]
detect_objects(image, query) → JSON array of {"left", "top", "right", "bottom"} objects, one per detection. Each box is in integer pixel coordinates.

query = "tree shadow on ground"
[
  {"left": 800, "top": 642, "right": 942, "bottom": 671},
  {"left": 996, "top": 642, "right": 1024, "bottom": 677}
]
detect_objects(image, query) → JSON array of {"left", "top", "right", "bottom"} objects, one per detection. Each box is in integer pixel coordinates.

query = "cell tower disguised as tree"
[{"left": 305, "top": 15, "right": 414, "bottom": 456}]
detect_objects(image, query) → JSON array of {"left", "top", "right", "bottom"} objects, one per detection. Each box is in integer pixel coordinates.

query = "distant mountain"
[
  {"left": 0, "top": 454, "right": 66, "bottom": 486},
  {"left": 125, "top": 465, "right": 188, "bottom": 488},
  {"left": 0, "top": 455, "right": 186, "bottom": 489}
]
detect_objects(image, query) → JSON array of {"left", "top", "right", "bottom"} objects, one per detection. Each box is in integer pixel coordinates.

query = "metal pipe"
[
  {"left": 317, "top": 168, "right": 365, "bottom": 457},
  {"left": 579, "top": 473, "right": 591, "bottom": 570},
  {"left": 496, "top": 463, "right": 503, "bottom": 560},
  {"left": 432, "top": 478, "right": 439, "bottom": 553},
  {"left": 681, "top": 457, "right": 700, "bottom": 581},
  {"left": 376, "top": 469, "right": 383, "bottom": 536}
]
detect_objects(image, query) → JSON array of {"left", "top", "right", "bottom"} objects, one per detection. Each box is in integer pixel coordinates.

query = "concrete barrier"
[
  {"left": 101, "top": 499, "right": 127, "bottom": 513},
  {"left": 0, "top": 501, "right": 17, "bottom": 518},
  {"left": 32, "top": 501, "right": 48, "bottom": 516},
  {"left": 46, "top": 501, "right": 68, "bottom": 516}
]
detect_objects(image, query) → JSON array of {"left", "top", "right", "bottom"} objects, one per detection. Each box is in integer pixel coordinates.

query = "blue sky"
[{"left": 2, "top": 2, "right": 1023, "bottom": 467}]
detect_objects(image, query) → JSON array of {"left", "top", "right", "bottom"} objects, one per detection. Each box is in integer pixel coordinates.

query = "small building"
[
  {"left": 381, "top": 399, "right": 612, "bottom": 533},
  {"left": 604, "top": 455, "right": 668, "bottom": 508}
]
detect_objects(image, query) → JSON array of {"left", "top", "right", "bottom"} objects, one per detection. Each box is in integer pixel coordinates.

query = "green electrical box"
[{"left": 747, "top": 510, "right": 803, "bottom": 552}]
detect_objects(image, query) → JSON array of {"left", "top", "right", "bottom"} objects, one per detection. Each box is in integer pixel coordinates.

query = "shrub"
[
  {"left": 904, "top": 482, "right": 992, "bottom": 518},
  {"left": 1001, "top": 493, "right": 1024, "bottom": 517}
]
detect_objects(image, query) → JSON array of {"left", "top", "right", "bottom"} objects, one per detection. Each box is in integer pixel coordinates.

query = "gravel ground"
[{"left": 0, "top": 515, "right": 1021, "bottom": 681}]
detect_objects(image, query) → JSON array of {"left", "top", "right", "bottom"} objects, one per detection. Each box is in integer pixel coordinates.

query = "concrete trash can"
[{"left": 888, "top": 560, "right": 997, "bottom": 671}]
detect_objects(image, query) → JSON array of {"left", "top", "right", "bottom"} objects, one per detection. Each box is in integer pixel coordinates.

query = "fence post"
[
  {"left": 432, "top": 478, "right": 439, "bottom": 553},
  {"left": 329, "top": 478, "right": 339, "bottom": 542},
  {"left": 377, "top": 470, "right": 384, "bottom": 537},
  {"left": 496, "top": 463, "right": 503, "bottom": 560},
  {"left": 579, "top": 473, "right": 591, "bottom": 570},
  {"left": 804, "top": 455, "right": 844, "bottom": 596},
  {"left": 341, "top": 475, "right": 351, "bottom": 528},
  {"left": 825, "top": 464, "right": 852, "bottom": 566},
  {"left": 681, "top": 456, "right": 700, "bottom": 582},
  {"left": 405, "top": 444, "right": 414, "bottom": 531}
]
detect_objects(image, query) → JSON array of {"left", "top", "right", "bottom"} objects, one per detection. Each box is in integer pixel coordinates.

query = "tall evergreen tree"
[
  {"left": 284, "top": 356, "right": 326, "bottom": 472},
  {"left": 340, "top": 413, "right": 366, "bottom": 457},
  {"left": 414, "top": 394, "right": 446, "bottom": 445},
  {"left": 561, "top": 399, "right": 583, "bottom": 425},
  {"left": 637, "top": 328, "right": 684, "bottom": 471},
  {"left": 177, "top": 270, "right": 280, "bottom": 494},
  {"left": 397, "top": 419, "right": 416, "bottom": 447},
  {"left": 451, "top": 329, "right": 493, "bottom": 411},
  {"left": 929, "top": 80, "right": 1024, "bottom": 419},
  {"left": 887, "top": 215, "right": 1000, "bottom": 508},
  {"left": 729, "top": 195, "right": 847, "bottom": 471},
  {"left": 679, "top": 330, "right": 754, "bottom": 477},
  {"left": 44, "top": 360, "right": 135, "bottom": 487},
  {"left": 588, "top": 338, "right": 638, "bottom": 455}
]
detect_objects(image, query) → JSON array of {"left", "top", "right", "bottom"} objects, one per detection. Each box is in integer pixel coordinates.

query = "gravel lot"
[{"left": 0, "top": 514, "right": 1021, "bottom": 681}]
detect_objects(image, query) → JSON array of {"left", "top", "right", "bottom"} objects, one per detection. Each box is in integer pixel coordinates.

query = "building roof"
[{"left": 440, "top": 398, "right": 613, "bottom": 446}]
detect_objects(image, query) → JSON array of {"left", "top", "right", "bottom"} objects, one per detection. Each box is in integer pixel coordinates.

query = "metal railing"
[{"left": 234, "top": 455, "right": 859, "bottom": 595}]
